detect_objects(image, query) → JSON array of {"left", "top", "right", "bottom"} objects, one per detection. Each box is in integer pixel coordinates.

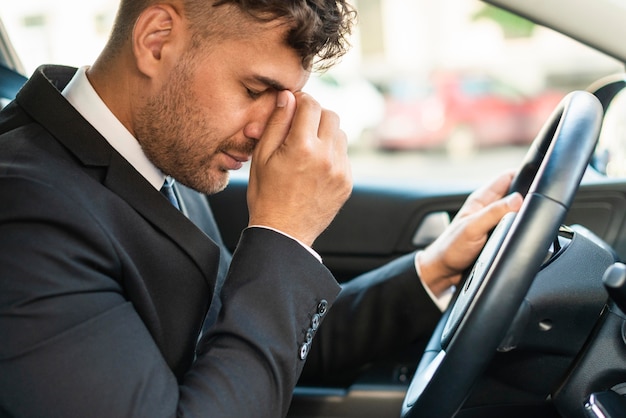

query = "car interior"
[
  {"left": 210, "top": 80, "right": 626, "bottom": 417},
  {"left": 4, "top": 0, "right": 626, "bottom": 417}
]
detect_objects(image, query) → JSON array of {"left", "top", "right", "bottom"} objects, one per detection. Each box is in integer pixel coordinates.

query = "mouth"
[{"left": 222, "top": 151, "right": 250, "bottom": 170}]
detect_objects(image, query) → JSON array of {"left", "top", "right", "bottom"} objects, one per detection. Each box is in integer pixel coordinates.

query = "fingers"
[
  {"left": 274, "top": 91, "right": 350, "bottom": 181},
  {"left": 287, "top": 92, "right": 344, "bottom": 154},
  {"left": 289, "top": 92, "right": 324, "bottom": 141},
  {"left": 472, "top": 170, "right": 515, "bottom": 203},
  {"left": 316, "top": 104, "right": 341, "bottom": 143},
  {"left": 466, "top": 192, "right": 523, "bottom": 240},
  {"left": 255, "top": 91, "right": 342, "bottom": 160},
  {"left": 456, "top": 170, "right": 518, "bottom": 218},
  {"left": 253, "top": 90, "right": 297, "bottom": 163}
]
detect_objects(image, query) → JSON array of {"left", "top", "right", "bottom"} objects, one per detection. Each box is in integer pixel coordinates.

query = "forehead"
[{"left": 192, "top": 16, "right": 310, "bottom": 91}]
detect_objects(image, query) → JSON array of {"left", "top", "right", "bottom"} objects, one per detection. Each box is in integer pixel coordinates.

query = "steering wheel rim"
[{"left": 401, "top": 90, "right": 603, "bottom": 418}]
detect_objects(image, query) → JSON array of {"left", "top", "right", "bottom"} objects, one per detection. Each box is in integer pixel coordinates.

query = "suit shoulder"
[{"left": 0, "top": 100, "right": 35, "bottom": 136}]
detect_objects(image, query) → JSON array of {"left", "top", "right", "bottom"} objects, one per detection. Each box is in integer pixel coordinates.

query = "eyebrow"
[{"left": 253, "top": 75, "right": 287, "bottom": 92}]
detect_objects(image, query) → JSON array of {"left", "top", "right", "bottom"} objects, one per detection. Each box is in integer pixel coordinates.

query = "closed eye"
[{"left": 246, "top": 87, "right": 263, "bottom": 100}]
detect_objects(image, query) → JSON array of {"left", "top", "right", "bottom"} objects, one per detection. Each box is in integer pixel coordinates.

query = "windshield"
[{"left": 1, "top": 0, "right": 623, "bottom": 187}]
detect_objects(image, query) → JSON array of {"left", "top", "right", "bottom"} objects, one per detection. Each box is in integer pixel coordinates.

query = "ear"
[{"left": 132, "top": 5, "right": 184, "bottom": 78}]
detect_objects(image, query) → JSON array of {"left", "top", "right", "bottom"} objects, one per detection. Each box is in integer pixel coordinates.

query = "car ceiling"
[{"left": 484, "top": 0, "right": 626, "bottom": 65}]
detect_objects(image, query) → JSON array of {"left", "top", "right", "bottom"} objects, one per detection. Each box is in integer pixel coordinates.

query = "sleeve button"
[
  {"left": 299, "top": 343, "right": 310, "bottom": 360},
  {"left": 317, "top": 300, "right": 328, "bottom": 316},
  {"left": 311, "top": 314, "right": 320, "bottom": 331}
]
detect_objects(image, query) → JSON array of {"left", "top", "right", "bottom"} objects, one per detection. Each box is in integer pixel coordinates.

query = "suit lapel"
[
  {"left": 104, "top": 152, "right": 221, "bottom": 283},
  {"left": 16, "top": 65, "right": 220, "bottom": 287},
  {"left": 178, "top": 185, "right": 233, "bottom": 328}
]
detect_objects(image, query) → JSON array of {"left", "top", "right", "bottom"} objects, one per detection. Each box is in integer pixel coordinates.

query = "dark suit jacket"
[{"left": 0, "top": 66, "right": 441, "bottom": 418}]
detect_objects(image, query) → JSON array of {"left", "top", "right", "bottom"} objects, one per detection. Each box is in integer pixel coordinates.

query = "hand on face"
[
  {"left": 418, "top": 171, "right": 524, "bottom": 297},
  {"left": 247, "top": 90, "right": 353, "bottom": 247}
]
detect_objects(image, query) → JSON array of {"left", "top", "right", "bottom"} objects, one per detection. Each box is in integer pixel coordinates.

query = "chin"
[{"left": 202, "top": 173, "right": 230, "bottom": 195}]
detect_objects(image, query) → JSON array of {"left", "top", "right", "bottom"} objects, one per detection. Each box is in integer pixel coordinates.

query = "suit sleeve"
[
  {"left": 300, "top": 252, "right": 443, "bottom": 381},
  {"left": 0, "top": 178, "right": 340, "bottom": 418},
  {"left": 195, "top": 197, "right": 443, "bottom": 384}
]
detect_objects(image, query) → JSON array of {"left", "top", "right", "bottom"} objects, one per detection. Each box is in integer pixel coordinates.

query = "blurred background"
[{"left": 1, "top": 0, "right": 623, "bottom": 187}]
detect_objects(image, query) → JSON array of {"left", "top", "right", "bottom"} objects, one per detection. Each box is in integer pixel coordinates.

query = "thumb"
[{"left": 253, "top": 90, "right": 296, "bottom": 163}]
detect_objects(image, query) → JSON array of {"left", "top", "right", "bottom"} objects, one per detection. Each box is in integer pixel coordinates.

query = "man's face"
[{"left": 135, "top": 20, "right": 310, "bottom": 195}]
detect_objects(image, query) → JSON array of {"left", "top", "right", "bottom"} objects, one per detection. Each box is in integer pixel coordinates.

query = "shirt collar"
[{"left": 61, "top": 66, "right": 165, "bottom": 190}]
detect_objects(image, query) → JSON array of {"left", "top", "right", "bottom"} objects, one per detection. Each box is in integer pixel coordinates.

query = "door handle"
[{"left": 412, "top": 211, "right": 450, "bottom": 247}]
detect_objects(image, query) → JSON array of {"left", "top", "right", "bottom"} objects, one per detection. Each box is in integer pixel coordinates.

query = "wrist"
[{"left": 416, "top": 250, "right": 459, "bottom": 298}]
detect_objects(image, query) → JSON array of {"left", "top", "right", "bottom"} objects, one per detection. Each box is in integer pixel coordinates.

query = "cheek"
[{"left": 194, "top": 93, "right": 246, "bottom": 137}]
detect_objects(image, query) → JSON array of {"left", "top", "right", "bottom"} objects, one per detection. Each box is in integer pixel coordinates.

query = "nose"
[
  {"left": 242, "top": 120, "right": 265, "bottom": 142},
  {"left": 242, "top": 94, "right": 279, "bottom": 141}
]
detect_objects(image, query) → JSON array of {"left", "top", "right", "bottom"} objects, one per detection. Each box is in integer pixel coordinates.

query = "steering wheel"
[{"left": 401, "top": 90, "right": 603, "bottom": 418}]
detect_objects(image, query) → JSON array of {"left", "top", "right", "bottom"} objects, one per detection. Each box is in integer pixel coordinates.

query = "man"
[{"left": 0, "top": 0, "right": 522, "bottom": 417}]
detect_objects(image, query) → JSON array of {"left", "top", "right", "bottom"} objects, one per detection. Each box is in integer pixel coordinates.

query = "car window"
[
  {"left": 1, "top": 0, "right": 623, "bottom": 188},
  {"left": 595, "top": 87, "right": 626, "bottom": 177}
]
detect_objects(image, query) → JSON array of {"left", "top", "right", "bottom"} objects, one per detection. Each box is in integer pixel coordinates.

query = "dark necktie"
[{"left": 160, "top": 177, "right": 181, "bottom": 210}]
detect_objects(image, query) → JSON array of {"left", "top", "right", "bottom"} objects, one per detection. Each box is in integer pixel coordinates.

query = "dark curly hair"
[
  {"left": 109, "top": 0, "right": 356, "bottom": 71},
  {"left": 212, "top": 0, "right": 356, "bottom": 70}
]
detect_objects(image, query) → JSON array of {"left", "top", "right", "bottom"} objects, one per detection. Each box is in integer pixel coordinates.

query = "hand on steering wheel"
[{"left": 418, "top": 171, "right": 524, "bottom": 297}]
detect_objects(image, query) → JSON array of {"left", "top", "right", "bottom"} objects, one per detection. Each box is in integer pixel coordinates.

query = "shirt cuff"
[
  {"left": 247, "top": 225, "right": 322, "bottom": 263},
  {"left": 414, "top": 251, "right": 455, "bottom": 312}
]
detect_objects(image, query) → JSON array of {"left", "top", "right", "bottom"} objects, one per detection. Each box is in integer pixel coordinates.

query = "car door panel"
[
  {"left": 208, "top": 178, "right": 468, "bottom": 282},
  {"left": 209, "top": 177, "right": 626, "bottom": 284}
]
